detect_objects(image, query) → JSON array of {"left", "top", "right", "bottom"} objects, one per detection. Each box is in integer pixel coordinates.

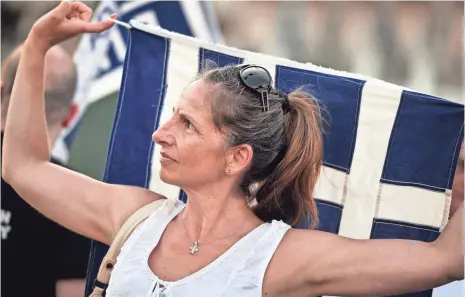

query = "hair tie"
[
  {"left": 268, "top": 89, "right": 291, "bottom": 114},
  {"left": 282, "top": 95, "right": 291, "bottom": 115}
]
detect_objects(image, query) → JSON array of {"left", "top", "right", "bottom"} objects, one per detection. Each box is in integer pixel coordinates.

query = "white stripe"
[
  {"left": 377, "top": 184, "right": 447, "bottom": 228},
  {"left": 314, "top": 166, "right": 347, "bottom": 205},
  {"left": 441, "top": 189, "right": 452, "bottom": 231},
  {"left": 180, "top": 0, "right": 213, "bottom": 42},
  {"left": 148, "top": 38, "right": 200, "bottom": 201},
  {"left": 338, "top": 80, "right": 403, "bottom": 239}
]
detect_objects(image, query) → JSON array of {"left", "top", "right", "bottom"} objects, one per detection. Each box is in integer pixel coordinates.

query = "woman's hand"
[{"left": 28, "top": 1, "right": 116, "bottom": 53}]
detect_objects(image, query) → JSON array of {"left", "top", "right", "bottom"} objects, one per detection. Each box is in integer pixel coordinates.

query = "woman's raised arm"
[{"left": 2, "top": 1, "right": 161, "bottom": 245}]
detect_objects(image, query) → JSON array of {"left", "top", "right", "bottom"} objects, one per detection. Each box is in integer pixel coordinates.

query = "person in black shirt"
[{"left": 1, "top": 44, "right": 90, "bottom": 297}]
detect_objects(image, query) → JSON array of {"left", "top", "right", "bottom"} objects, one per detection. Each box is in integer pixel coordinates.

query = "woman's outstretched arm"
[
  {"left": 2, "top": 1, "right": 160, "bottom": 245},
  {"left": 264, "top": 203, "right": 463, "bottom": 297}
]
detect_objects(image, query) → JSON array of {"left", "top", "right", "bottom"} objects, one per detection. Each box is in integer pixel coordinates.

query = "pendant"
[{"left": 189, "top": 240, "right": 199, "bottom": 255}]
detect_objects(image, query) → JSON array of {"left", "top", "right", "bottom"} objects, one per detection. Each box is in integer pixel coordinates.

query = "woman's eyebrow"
[
  {"left": 179, "top": 112, "right": 201, "bottom": 127},
  {"left": 173, "top": 105, "right": 201, "bottom": 127}
]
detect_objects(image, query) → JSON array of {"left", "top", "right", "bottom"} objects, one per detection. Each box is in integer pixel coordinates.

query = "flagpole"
[{"left": 108, "top": 17, "right": 131, "bottom": 30}]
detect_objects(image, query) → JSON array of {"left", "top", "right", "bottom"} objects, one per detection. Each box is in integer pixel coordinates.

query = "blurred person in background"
[{"left": 1, "top": 44, "right": 90, "bottom": 297}]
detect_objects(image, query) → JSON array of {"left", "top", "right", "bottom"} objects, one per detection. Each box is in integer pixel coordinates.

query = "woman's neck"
[{"left": 179, "top": 188, "right": 261, "bottom": 244}]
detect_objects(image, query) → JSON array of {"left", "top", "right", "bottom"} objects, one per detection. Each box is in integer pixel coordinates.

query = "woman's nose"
[{"left": 152, "top": 123, "right": 174, "bottom": 146}]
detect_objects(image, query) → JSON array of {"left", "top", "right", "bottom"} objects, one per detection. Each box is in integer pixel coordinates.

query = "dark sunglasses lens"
[{"left": 240, "top": 67, "right": 271, "bottom": 90}]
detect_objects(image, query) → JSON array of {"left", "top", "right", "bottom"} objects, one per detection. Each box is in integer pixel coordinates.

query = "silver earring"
[{"left": 226, "top": 168, "right": 231, "bottom": 175}]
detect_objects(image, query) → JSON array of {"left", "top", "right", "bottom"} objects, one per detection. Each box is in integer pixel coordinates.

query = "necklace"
[{"left": 180, "top": 212, "right": 247, "bottom": 255}]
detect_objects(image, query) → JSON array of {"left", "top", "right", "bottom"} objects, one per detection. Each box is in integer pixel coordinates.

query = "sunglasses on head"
[
  {"left": 238, "top": 64, "right": 273, "bottom": 112},
  {"left": 238, "top": 64, "right": 290, "bottom": 114}
]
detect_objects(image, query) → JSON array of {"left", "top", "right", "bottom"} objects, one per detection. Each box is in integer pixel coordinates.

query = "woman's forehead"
[{"left": 177, "top": 81, "right": 211, "bottom": 112}]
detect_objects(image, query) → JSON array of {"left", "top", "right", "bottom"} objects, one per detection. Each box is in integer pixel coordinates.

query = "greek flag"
[{"left": 88, "top": 20, "right": 464, "bottom": 297}]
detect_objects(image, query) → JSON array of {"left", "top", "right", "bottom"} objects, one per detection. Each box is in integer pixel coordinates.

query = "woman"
[{"left": 2, "top": 2, "right": 463, "bottom": 297}]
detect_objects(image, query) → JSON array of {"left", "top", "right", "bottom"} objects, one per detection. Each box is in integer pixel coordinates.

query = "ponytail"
[
  {"left": 253, "top": 90, "right": 323, "bottom": 227},
  {"left": 199, "top": 64, "right": 323, "bottom": 227}
]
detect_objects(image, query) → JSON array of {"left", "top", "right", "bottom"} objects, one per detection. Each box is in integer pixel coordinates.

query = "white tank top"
[{"left": 106, "top": 198, "right": 291, "bottom": 297}]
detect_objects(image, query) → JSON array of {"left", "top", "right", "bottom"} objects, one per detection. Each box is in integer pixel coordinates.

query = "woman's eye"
[{"left": 184, "top": 119, "right": 194, "bottom": 130}]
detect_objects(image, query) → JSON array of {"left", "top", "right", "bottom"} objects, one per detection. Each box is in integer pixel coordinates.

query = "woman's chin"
[{"left": 159, "top": 170, "right": 179, "bottom": 186}]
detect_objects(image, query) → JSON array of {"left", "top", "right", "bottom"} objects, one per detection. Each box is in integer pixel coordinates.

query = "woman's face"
[{"left": 152, "top": 80, "right": 229, "bottom": 189}]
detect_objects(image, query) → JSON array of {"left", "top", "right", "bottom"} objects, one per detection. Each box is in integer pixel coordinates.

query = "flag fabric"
[
  {"left": 90, "top": 20, "right": 464, "bottom": 297},
  {"left": 79, "top": 2, "right": 224, "bottom": 295},
  {"left": 51, "top": 0, "right": 224, "bottom": 163}
]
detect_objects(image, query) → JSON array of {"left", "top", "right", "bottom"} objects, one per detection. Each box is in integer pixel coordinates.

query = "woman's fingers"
[
  {"left": 29, "top": 1, "right": 116, "bottom": 50},
  {"left": 83, "top": 18, "right": 115, "bottom": 33},
  {"left": 57, "top": 1, "right": 74, "bottom": 17},
  {"left": 68, "top": 2, "right": 115, "bottom": 33},
  {"left": 70, "top": 2, "right": 93, "bottom": 22}
]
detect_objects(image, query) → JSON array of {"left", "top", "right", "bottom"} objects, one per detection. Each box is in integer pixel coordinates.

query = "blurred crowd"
[{"left": 214, "top": 1, "right": 463, "bottom": 102}]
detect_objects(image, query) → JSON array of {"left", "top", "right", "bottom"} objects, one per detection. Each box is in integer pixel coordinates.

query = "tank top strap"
[
  {"left": 222, "top": 220, "right": 291, "bottom": 296},
  {"left": 120, "top": 198, "right": 184, "bottom": 254}
]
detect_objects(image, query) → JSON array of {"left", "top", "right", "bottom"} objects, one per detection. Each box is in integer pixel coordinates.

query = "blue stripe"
[
  {"left": 381, "top": 91, "right": 464, "bottom": 191},
  {"left": 104, "top": 29, "right": 170, "bottom": 187},
  {"left": 295, "top": 199, "right": 344, "bottom": 232},
  {"left": 370, "top": 218, "right": 439, "bottom": 241},
  {"left": 198, "top": 48, "right": 244, "bottom": 71},
  {"left": 275, "top": 65, "right": 365, "bottom": 173},
  {"left": 85, "top": 28, "right": 170, "bottom": 296}
]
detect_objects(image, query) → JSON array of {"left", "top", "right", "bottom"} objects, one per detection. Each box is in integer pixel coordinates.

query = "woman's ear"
[{"left": 225, "top": 144, "right": 253, "bottom": 175}]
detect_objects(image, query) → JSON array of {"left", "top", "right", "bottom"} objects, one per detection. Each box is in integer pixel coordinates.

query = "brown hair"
[{"left": 198, "top": 63, "right": 323, "bottom": 227}]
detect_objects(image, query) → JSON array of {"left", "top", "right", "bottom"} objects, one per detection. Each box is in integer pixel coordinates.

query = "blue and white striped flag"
[
  {"left": 92, "top": 21, "right": 464, "bottom": 297},
  {"left": 51, "top": 0, "right": 223, "bottom": 163}
]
